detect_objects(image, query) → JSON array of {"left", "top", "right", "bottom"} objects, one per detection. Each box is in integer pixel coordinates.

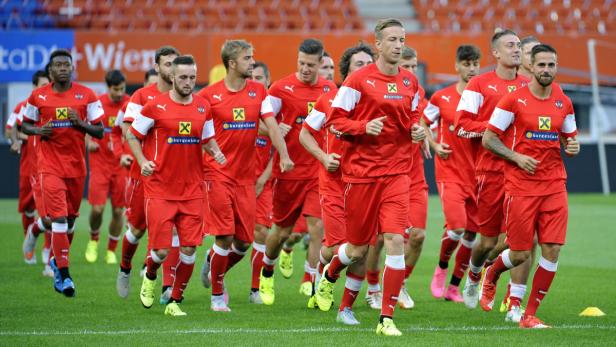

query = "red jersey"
[
  {"left": 110, "top": 100, "right": 130, "bottom": 164},
  {"left": 423, "top": 84, "right": 476, "bottom": 185},
  {"left": 12, "top": 101, "right": 36, "bottom": 177},
  {"left": 303, "top": 88, "right": 344, "bottom": 195},
  {"left": 326, "top": 64, "right": 421, "bottom": 183},
  {"left": 267, "top": 74, "right": 336, "bottom": 180},
  {"left": 455, "top": 71, "right": 529, "bottom": 174},
  {"left": 410, "top": 86, "right": 428, "bottom": 188},
  {"left": 255, "top": 135, "right": 272, "bottom": 179},
  {"left": 129, "top": 93, "right": 214, "bottom": 200},
  {"left": 23, "top": 82, "right": 104, "bottom": 178},
  {"left": 487, "top": 85, "right": 577, "bottom": 196},
  {"left": 124, "top": 83, "right": 165, "bottom": 179},
  {"left": 90, "top": 93, "right": 130, "bottom": 172},
  {"left": 6, "top": 101, "right": 23, "bottom": 129},
  {"left": 197, "top": 80, "right": 274, "bottom": 185}
]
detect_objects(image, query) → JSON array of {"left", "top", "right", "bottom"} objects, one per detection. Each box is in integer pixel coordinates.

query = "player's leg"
[
  {"left": 250, "top": 181, "right": 272, "bottom": 302},
  {"left": 160, "top": 231, "right": 180, "bottom": 303},
  {"left": 117, "top": 178, "right": 146, "bottom": 297},
  {"left": 18, "top": 174, "right": 36, "bottom": 257},
  {"left": 365, "top": 236, "right": 383, "bottom": 309},
  {"left": 336, "top": 257, "right": 365, "bottom": 325},
  {"left": 224, "top": 185, "right": 256, "bottom": 274},
  {"left": 86, "top": 169, "right": 109, "bottom": 263},
  {"left": 401, "top": 186, "right": 427, "bottom": 309},
  {"left": 302, "top": 182, "right": 323, "bottom": 295},
  {"left": 105, "top": 173, "right": 125, "bottom": 264},
  {"left": 279, "top": 218, "right": 305, "bottom": 279}
]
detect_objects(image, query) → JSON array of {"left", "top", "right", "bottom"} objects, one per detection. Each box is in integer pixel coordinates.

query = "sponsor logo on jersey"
[
  {"left": 366, "top": 80, "right": 376, "bottom": 88},
  {"left": 284, "top": 85, "right": 295, "bottom": 93},
  {"left": 384, "top": 95, "right": 403, "bottom": 100},
  {"left": 256, "top": 137, "right": 268, "bottom": 147},
  {"left": 233, "top": 108, "right": 246, "bottom": 121},
  {"left": 538, "top": 116, "right": 551, "bottom": 131},
  {"left": 555, "top": 100, "right": 563, "bottom": 109},
  {"left": 307, "top": 102, "right": 315, "bottom": 115},
  {"left": 507, "top": 85, "right": 516, "bottom": 93},
  {"left": 223, "top": 121, "right": 256, "bottom": 130},
  {"left": 448, "top": 124, "right": 455, "bottom": 132},
  {"left": 441, "top": 95, "right": 451, "bottom": 103},
  {"left": 50, "top": 120, "right": 73, "bottom": 128},
  {"left": 108, "top": 116, "right": 116, "bottom": 127},
  {"left": 488, "top": 85, "right": 498, "bottom": 92},
  {"left": 525, "top": 131, "right": 558, "bottom": 141},
  {"left": 387, "top": 83, "right": 398, "bottom": 93},
  {"left": 55, "top": 107, "right": 68, "bottom": 119},
  {"left": 167, "top": 136, "right": 200, "bottom": 144},
  {"left": 38, "top": 94, "right": 47, "bottom": 101},
  {"left": 403, "top": 78, "right": 410, "bottom": 87},
  {"left": 179, "top": 121, "right": 192, "bottom": 135}
]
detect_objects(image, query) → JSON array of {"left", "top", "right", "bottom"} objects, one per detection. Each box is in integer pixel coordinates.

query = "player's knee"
[
  {"left": 347, "top": 244, "right": 368, "bottom": 261},
  {"left": 215, "top": 236, "right": 233, "bottom": 249},
  {"left": 463, "top": 230, "right": 477, "bottom": 241},
  {"left": 541, "top": 243, "right": 561, "bottom": 262},
  {"left": 409, "top": 228, "right": 426, "bottom": 246},
  {"left": 91, "top": 205, "right": 105, "bottom": 215},
  {"left": 180, "top": 246, "right": 196, "bottom": 257},
  {"left": 52, "top": 216, "right": 67, "bottom": 224},
  {"left": 509, "top": 250, "right": 531, "bottom": 265},
  {"left": 480, "top": 236, "right": 498, "bottom": 250},
  {"left": 111, "top": 207, "right": 123, "bottom": 218},
  {"left": 233, "top": 240, "right": 250, "bottom": 252},
  {"left": 153, "top": 248, "right": 169, "bottom": 260}
]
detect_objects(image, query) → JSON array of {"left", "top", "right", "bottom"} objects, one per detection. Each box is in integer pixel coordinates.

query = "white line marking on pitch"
[{"left": 1, "top": 325, "right": 614, "bottom": 337}]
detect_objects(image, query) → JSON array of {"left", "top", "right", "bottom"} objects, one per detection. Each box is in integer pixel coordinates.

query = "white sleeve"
[
  {"left": 456, "top": 90, "right": 483, "bottom": 114},
  {"left": 265, "top": 95, "right": 282, "bottom": 116},
  {"left": 124, "top": 102, "right": 143, "bottom": 122},
  {"left": 489, "top": 107, "right": 514, "bottom": 132},
  {"left": 23, "top": 103, "right": 39, "bottom": 122},
  {"left": 115, "top": 110, "right": 125, "bottom": 126},
  {"left": 331, "top": 86, "right": 361, "bottom": 112},
  {"left": 260, "top": 96, "right": 275, "bottom": 117},
  {"left": 6, "top": 112, "right": 17, "bottom": 128},
  {"left": 87, "top": 100, "right": 104, "bottom": 123},
  {"left": 562, "top": 114, "right": 577, "bottom": 134},
  {"left": 304, "top": 108, "right": 326, "bottom": 131},
  {"left": 411, "top": 91, "right": 420, "bottom": 111},
  {"left": 131, "top": 114, "right": 155, "bottom": 136},
  {"left": 202, "top": 119, "right": 215, "bottom": 140},
  {"left": 423, "top": 102, "right": 440, "bottom": 123}
]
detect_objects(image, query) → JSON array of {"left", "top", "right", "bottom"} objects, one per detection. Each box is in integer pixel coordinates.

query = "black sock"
[
  {"left": 324, "top": 271, "right": 336, "bottom": 283},
  {"left": 450, "top": 275, "right": 462, "bottom": 287},
  {"left": 162, "top": 285, "right": 171, "bottom": 294},
  {"left": 251, "top": 288, "right": 258, "bottom": 293},
  {"left": 146, "top": 272, "right": 156, "bottom": 281},
  {"left": 120, "top": 266, "right": 131, "bottom": 275},
  {"left": 438, "top": 261, "right": 449, "bottom": 269},
  {"left": 262, "top": 268, "right": 274, "bottom": 278},
  {"left": 59, "top": 267, "right": 70, "bottom": 280}
]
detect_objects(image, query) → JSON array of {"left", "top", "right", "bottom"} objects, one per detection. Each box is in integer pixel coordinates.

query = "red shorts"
[
  {"left": 438, "top": 181, "right": 479, "bottom": 232},
  {"left": 40, "top": 174, "right": 85, "bottom": 219},
  {"left": 30, "top": 175, "right": 45, "bottom": 217},
  {"left": 272, "top": 178, "right": 321, "bottom": 228},
  {"left": 145, "top": 198, "right": 203, "bottom": 249},
  {"left": 321, "top": 194, "right": 346, "bottom": 247},
  {"left": 408, "top": 184, "right": 428, "bottom": 230},
  {"left": 292, "top": 215, "right": 308, "bottom": 233},
  {"left": 345, "top": 175, "right": 409, "bottom": 246},
  {"left": 206, "top": 180, "right": 256, "bottom": 243},
  {"left": 125, "top": 178, "right": 146, "bottom": 231},
  {"left": 504, "top": 192, "right": 568, "bottom": 251},
  {"left": 88, "top": 169, "right": 126, "bottom": 208},
  {"left": 476, "top": 173, "right": 505, "bottom": 237},
  {"left": 255, "top": 180, "right": 273, "bottom": 228},
  {"left": 18, "top": 174, "right": 35, "bottom": 213}
]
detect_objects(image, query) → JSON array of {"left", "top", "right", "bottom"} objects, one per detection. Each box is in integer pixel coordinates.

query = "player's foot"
[
  {"left": 139, "top": 276, "right": 156, "bottom": 308},
  {"left": 49, "top": 258, "right": 62, "bottom": 293},
  {"left": 519, "top": 315, "right": 551, "bottom": 329},
  {"left": 42, "top": 264, "right": 54, "bottom": 278},
  {"left": 160, "top": 287, "right": 171, "bottom": 305},
  {"left": 398, "top": 287, "right": 415, "bottom": 309},
  {"left": 479, "top": 267, "right": 497, "bottom": 312},
  {"left": 200, "top": 248, "right": 211, "bottom": 288},
  {"left": 444, "top": 284, "right": 464, "bottom": 303},
  {"left": 278, "top": 250, "right": 293, "bottom": 279},
  {"left": 462, "top": 277, "right": 480, "bottom": 309},
  {"left": 259, "top": 269, "right": 275, "bottom": 305},
  {"left": 164, "top": 302, "right": 187, "bottom": 316},
  {"left": 61, "top": 277, "right": 76, "bottom": 297},
  {"left": 85, "top": 240, "right": 98, "bottom": 263},
  {"left": 376, "top": 318, "right": 402, "bottom": 336},
  {"left": 307, "top": 295, "right": 317, "bottom": 309},
  {"left": 314, "top": 265, "right": 335, "bottom": 312},
  {"left": 116, "top": 270, "right": 130, "bottom": 298},
  {"left": 499, "top": 297, "right": 509, "bottom": 313},
  {"left": 22, "top": 223, "right": 38, "bottom": 265},
  {"left": 299, "top": 281, "right": 312, "bottom": 297},
  {"left": 336, "top": 307, "right": 360, "bottom": 325},
  {"left": 41, "top": 247, "right": 50, "bottom": 265},
  {"left": 104, "top": 250, "right": 117, "bottom": 264},
  {"left": 365, "top": 291, "right": 383, "bottom": 310},
  {"left": 430, "top": 266, "right": 447, "bottom": 298},
  {"left": 505, "top": 305, "right": 524, "bottom": 323},
  {"left": 248, "top": 291, "right": 263, "bottom": 304},
  {"left": 211, "top": 295, "right": 231, "bottom": 312}
]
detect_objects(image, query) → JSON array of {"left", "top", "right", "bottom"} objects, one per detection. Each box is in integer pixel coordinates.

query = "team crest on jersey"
[
  {"left": 538, "top": 116, "right": 551, "bottom": 131},
  {"left": 179, "top": 121, "right": 192, "bottom": 135},
  {"left": 507, "top": 86, "right": 516, "bottom": 93},
  {"left": 248, "top": 90, "right": 256, "bottom": 98},
  {"left": 197, "top": 106, "right": 205, "bottom": 113},
  {"left": 555, "top": 100, "right": 563, "bottom": 109},
  {"left": 403, "top": 78, "right": 410, "bottom": 87},
  {"left": 233, "top": 108, "right": 246, "bottom": 121},
  {"left": 74, "top": 93, "right": 84, "bottom": 100},
  {"left": 55, "top": 107, "right": 68, "bottom": 120},
  {"left": 387, "top": 83, "right": 398, "bottom": 93},
  {"left": 307, "top": 102, "right": 315, "bottom": 115},
  {"left": 323, "top": 85, "right": 330, "bottom": 93}
]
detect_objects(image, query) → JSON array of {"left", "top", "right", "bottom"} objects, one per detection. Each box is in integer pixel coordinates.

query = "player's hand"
[
  {"left": 322, "top": 153, "right": 341, "bottom": 172},
  {"left": 279, "top": 123, "right": 292, "bottom": 138},
  {"left": 513, "top": 153, "right": 540, "bottom": 175},
  {"left": 140, "top": 160, "right": 156, "bottom": 176},
  {"left": 421, "top": 138, "right": 432, "bottom": 159},
  {"left": 120, "top": 154, "right": 134, "bottom": 167},
  {"left": 67, "top": 108, "right": 84, "bottom": 127},
  {"left": 40, "top": 121, "right": 53, "bottom": 138},
  {"left": 9, "top": 140, "right": 21, "bottom": 154},
  {"left": 87, "top": 141, "right": 100, "bottom": 152},
  {"left": 410, "top": 123, "right": 426, "bottom": 142},
  {"left": 433, "top": 142, "right": 452, "bottom": 160},
  {"left": 366, "top": 116, "right": 387, "bottom": 136},
  {"left": 213, "top": 151, "right": 226, "bottom": 165},
  {"left": 279, "top": 155, "right": 294, "bottom": 172},
  {"left": 564, "top": 137, "right": 580, "bottom": 156}
]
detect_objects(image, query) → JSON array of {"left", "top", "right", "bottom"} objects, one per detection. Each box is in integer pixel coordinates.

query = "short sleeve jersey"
[
  {"left": 12, "top": 100, "right": 37, "bottom": 177},
  {"left": 267, "top": 73, "right": 336, "bottom": 180},
  {"left": 129, "top": 93, "right": 214, "bottom": 200},
  {"left": 487, "top": 84, "right": 577, "bottom": 196},
  {"left": 410, "top": 86, "right": 428, "bottom": 189},
  {"left": 6, "top": 101, "right": 24, "bottom": 129},
  {"left": 255, "top": 135, "right": 272, "bottom": 179},
  {"left": 197, "top": 80, "right": 274, "bottom": 185},
  {"left": 23, "top": 82, "right": 104, "bottom": 178},
  {"left": 90, "top": 93, "right": 130, "bottom": 172}
]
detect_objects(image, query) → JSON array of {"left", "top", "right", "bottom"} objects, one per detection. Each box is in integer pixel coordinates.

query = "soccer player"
[
  {"left": 128, "top": 55, "right": 226, "bottom": 316},
  {"left": 116, "top": 46, "right": 179, "bottom": 299},
  {"left": 455, "top": 30, "right": 531, "bottom": 317},
  {"left": 22, "top": 49, "right": 104, "bottom": 297},
  {"left": 300, "top": 42, "right": 375, "bottom": 324},
  {"left": 144, "top": 68, "right": 159, "bottom": 86},
  {"left": 197, "top": 40, "right": 292, "bottom": 312},
  {"left": 518, "top": 36, "right": 540, "bottom": 79},
  {"left": 258, "top": 38, "right": 336, "bottom": 305},
  {"left": 315, "top": 18, "right": 426, "bottom": 336},
  {"left": 480, "top": 44, "right": 579, "bottom": 328},
  {"left": 319, "top": 52, "right": 335, "bottom": 81},
  {"left": 85, "top": 70, "right": 130, "bottom": 264},
  {"left": 422, "top": 45, "right": 482, "bottom": 302}
]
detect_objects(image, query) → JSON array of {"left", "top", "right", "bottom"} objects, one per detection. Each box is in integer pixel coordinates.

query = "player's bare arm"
[
  {"left": 256, "top": 156, "right": 273, "bottom": 197},
  {"left": 299, "top": 127, "right": 339, "bottom": 172},
  {"left": 202, "top": 138, "right": 227, "bottom": 165},
  {"left": 263, "top": 116, "right": 294, "bottom": 172},
  {"left": 9, "top": 126, "right": 22, "bottom": 153},
  {"left": 420, "top": 118, "right": 451, "bottom": 159},
  {"left": 482, "top": 128, "right": 539, "bottom": 174},
  {"left": 126, "top": 131, "right": 155, "bottom": 176},
  {"left": 67, "top": 108, "right": 104, "bottom": 139},
  {"left": 257, "top": 120, "right": 269, "bottom": 136},
  {"left": 21, "top": 120, "right": 53, "bottom": 138},
  {"left": 85, "top": 134, "right": 100, "bottom": 152},
  {"left": 278, "top": 122, "right": 292, "bottom": 138}
]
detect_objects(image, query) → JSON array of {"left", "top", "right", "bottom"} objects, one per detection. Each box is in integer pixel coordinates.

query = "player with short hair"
[
  {"left": 258, "top": 38, "right": 336, "bottom": 306},
  {"left": 85, "top": 69, "right": 130, "bottom": 265},
  {"left": 480, "top": 44, "right": 579, "bottom": 328},
  {"left": 423, "top": 45, "right": 482, "bottom": 302},
  {"left": 144, "top": 68, "right": 159, "bottom": 86},
  {"left": 315, "top": 18, "right": 426, "bottom": 336},
  {"left": 519, "top": 36, "right": 541, "bottom": 79},
  {"left": 128, "top": 55, "right": 226, "bottom": 316},
  {"left": 22, "top": 49, "right": 105, "bottom": 297},
  {"left": 319, "top": 52, "right": 335, "bottom": 81}
]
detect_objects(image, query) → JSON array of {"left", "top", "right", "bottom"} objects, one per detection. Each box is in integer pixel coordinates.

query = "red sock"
[
  {"left": 146, "top": 254, "right": 163, "bottom": 279},
  {"left": 43, "top": 230, "right": 51, "bottom": 250},
  {"left": 485, "top": 254, "right": 510, "bottom": 284},
  {"left": 120, "top": 234, "right": 139, "bottom": 270},
  {"left": 250, "top": 247, "right": 264, "bottom": 290},
  {"left": 366, "top": 270, "right": 380, "bottom": 293},
  {"left": 318, "top": 261, "right": 326, "bottom": 275},
  {"left": 439, "top": 230, "right": 460, "bottom": 265},
  {"left": 107, "top": 236, "right": 119, "bottom": 252},
  {"left": 22, "top": 214, "right": 35, "bottom": 235},
  {"left": 526, "top": 262, "right": 556, "bottom": 316},
  {"left": 381, "top": 264, "right": 405, "bottom": 318},
  {"left": 404, "top": 265, "right": 414, "bottom": 279},
  {"left": 90, "top": 230, "right": 99, "bottom": 241},
  {"left": 162, "top": 246, "right": 179, "bottom": 287},
  {"left": 225, "top": 248, "right": 245, "bottom": 272},
  {"left": 170, "top": 256, "right": 195, "bottom": 301},
  {"left": 339, "top": 271, "right": 363, "bottom": 311},
  {"left": 302, "top": 271, "right": 311, "bottom": 283},
  {"left": 326, "top": 255, "right": 348, "bottom": 281},
  {"left": 452, "top": 242, "right": 472, "bottom": 279},
  {"left": 210, "top": 246, "right": 229, "bottom": 296},
  {"left": 67, "top": 232, "right": 74, "bottom": 244},
  {"left": 31, "top": 221, "right": 44, "bottom": 237},
  {"left": 52, "top": 231, "right": 70, "bottom": 269}
]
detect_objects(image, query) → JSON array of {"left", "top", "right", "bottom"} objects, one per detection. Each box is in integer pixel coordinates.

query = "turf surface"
[{"left": 1, "top": 194, "right": 615, "bottom": 346}]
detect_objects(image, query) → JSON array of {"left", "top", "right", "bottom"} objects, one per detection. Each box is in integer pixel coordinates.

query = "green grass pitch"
[{"left": 0, "top": 194, "right": 615, "bottom": 346}]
